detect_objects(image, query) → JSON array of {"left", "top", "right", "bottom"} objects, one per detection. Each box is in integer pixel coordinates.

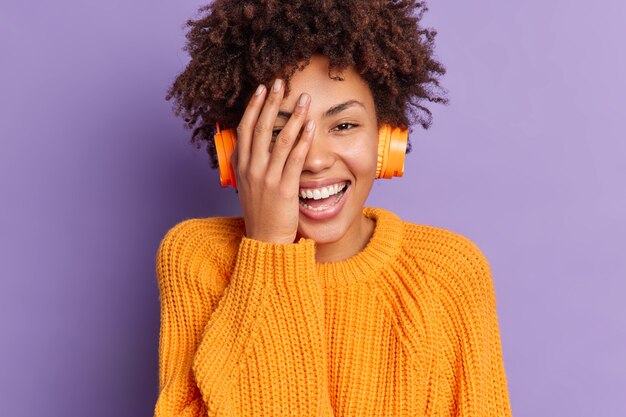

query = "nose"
[{"left": 301, "top": 129, "right": 336, "bottom": 175}]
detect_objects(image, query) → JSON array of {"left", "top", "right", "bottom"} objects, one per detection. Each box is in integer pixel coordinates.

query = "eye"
[
  {"left": 332, "top": 122, "right": 358, "bottom": 132},
  {"left": 271, "top": 128, "right": 283, "bottom": 140}
]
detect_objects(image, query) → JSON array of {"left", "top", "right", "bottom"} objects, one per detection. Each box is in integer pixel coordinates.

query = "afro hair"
[{"left": 165, "top": 0, "right": 448, "bottom": 169}]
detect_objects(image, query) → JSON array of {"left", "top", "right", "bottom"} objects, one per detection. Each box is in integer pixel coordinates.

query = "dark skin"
[{"left": 232, "top": 55, "right": 381, "bottom": 263}]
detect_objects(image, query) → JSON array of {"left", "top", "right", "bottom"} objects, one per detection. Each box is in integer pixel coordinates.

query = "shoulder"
[
  {"left": 158, "top": 215, "right": 245, "bottom": 251},
  {"left": 401, "top": 221, "right": 490, "bottom": 269},
  {"left": 365, "top": 206, "right": 491, "bottom": 281},
  {"left": 155, "top": 215, "right": 245, "bottom": 283},
  {"left": 397, "top": 220, "right": 499, "bottom": 341},
  {"left": 398, "top": 220, "right": 495, "bottom": 302}
]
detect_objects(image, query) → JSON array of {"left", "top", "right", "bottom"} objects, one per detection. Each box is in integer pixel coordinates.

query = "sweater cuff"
[{"left": 235, "top": 236, "right": 317, "bottom": 289}]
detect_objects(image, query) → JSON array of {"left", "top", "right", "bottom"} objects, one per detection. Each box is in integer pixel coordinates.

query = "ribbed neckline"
[{"left": 311, "top": 206, "right": 404, "bottom": 288}]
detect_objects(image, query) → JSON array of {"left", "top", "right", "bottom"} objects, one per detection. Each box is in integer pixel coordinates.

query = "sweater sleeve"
[
  {"left": 191, "top": 236, "right": 335, "bottom": 416},
  {"left": 451, "top": 238, "right": 513, "bottom": 417},
  {"left": 153, "top": 222, "right": 211, "bottom": 417}
]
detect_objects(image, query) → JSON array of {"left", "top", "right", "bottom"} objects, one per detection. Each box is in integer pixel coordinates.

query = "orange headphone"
[{"left": 214, "top": 123, "right": 408, "bottom": 188}]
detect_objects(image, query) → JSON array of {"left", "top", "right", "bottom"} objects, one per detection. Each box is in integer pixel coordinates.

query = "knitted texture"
[{"left": 153, "top": 207, "right": 513, "bottom": 416}]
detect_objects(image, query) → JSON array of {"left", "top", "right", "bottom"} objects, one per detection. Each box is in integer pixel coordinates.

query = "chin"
[
  {"left": 296, "top": 220, "right": 348, "bottom": 244},
  {"left": 298, "top": 225, "right": 338, "bottom": 244}
]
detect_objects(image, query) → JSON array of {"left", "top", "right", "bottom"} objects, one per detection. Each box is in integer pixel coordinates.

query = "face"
[{"left": 273, "top": 55, "right": 379, "bottom": 251}]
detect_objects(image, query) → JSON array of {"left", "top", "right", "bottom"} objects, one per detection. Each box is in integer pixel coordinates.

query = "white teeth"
[{"left": 299, "top": 182, "right": 347, "bottom": 200}]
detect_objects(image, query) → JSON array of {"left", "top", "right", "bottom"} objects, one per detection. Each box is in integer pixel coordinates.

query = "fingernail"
[
  {"left": 298, "top": 93, "right": 309, "bottom": 106},
  {"left": 306, "top": 119, "right": 315, "bottom": 131},
  {"left": 255, "top": 84, "right": 265, "bottom": 96},
  {"left": 272, "top": 78, "right": 283, "bottom": 92}
]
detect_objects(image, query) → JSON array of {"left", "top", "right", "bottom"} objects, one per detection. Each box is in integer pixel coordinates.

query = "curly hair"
[{"left": 165, "top": 0, "right": 448, "bottom": 169}]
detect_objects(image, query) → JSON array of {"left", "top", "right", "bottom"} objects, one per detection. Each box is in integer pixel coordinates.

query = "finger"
[
  {"left": 235, "top": 84, "right": 267, "bottom": 169},
  {"left": 282, "top": 119, "right": 315, "bottom": 191},
  {"left": 250, "top": 78, "right": 285, "bottom": 168},
  {"left": 266, "top": 92, "right": 310, "bottom": 178},
  {"left": 230, "top": 143, "right": 239, "bottom": 185}
]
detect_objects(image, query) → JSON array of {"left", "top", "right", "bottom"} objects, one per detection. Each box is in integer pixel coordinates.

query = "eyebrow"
[{"left": 277, "top": 99, "right": 365, "bottom": 119}]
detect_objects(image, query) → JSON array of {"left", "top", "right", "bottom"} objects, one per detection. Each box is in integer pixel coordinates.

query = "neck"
[{"left": 312, "top": 214, "right": 375, "bottom": 263}]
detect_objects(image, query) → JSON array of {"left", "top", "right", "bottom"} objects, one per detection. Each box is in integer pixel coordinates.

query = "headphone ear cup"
[
  {"left": 217, "top": 123, "right": 405, "bottom": 185},
  {"left": 376, "top": 125, "right": 389, "bottom": 179},
  {"left": 376, "top": 125, "right": 409, "bottom": 179},
  {"left": 214, "top": 124, "right": 238, "bottom": 188}
]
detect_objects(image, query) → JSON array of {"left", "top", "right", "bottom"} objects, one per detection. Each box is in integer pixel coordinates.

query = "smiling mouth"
[{"left": 298, "top": 182, "right": 350, "bottom": 211}]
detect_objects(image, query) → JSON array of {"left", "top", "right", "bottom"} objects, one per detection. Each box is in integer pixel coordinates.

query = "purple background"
[{"left": 1, "top": 1, "right": 624, "bottom": 416}]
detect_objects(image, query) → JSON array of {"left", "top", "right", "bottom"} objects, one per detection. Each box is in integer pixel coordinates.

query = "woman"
[{"left": 154, "top": 1, "right": 513, "bottom": 416}]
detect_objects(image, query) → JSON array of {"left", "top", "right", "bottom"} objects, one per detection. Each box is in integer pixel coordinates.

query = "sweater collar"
[{"left": 312, "top": 206, "right": 404, "bottom": 288}]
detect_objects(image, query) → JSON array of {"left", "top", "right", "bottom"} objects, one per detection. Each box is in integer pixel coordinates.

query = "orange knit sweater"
[{"left": 153, "top": 206, "right": 512, "bottom": 416}]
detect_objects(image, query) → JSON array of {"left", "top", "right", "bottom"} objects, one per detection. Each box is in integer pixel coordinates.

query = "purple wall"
[{"left": 1, "top": 1, "right": 624, "bottom": 416}]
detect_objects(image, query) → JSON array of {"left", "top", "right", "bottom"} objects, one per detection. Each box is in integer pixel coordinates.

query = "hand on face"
[{"left": 231, "top": 78, "right": 315, "bottom": 244}]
